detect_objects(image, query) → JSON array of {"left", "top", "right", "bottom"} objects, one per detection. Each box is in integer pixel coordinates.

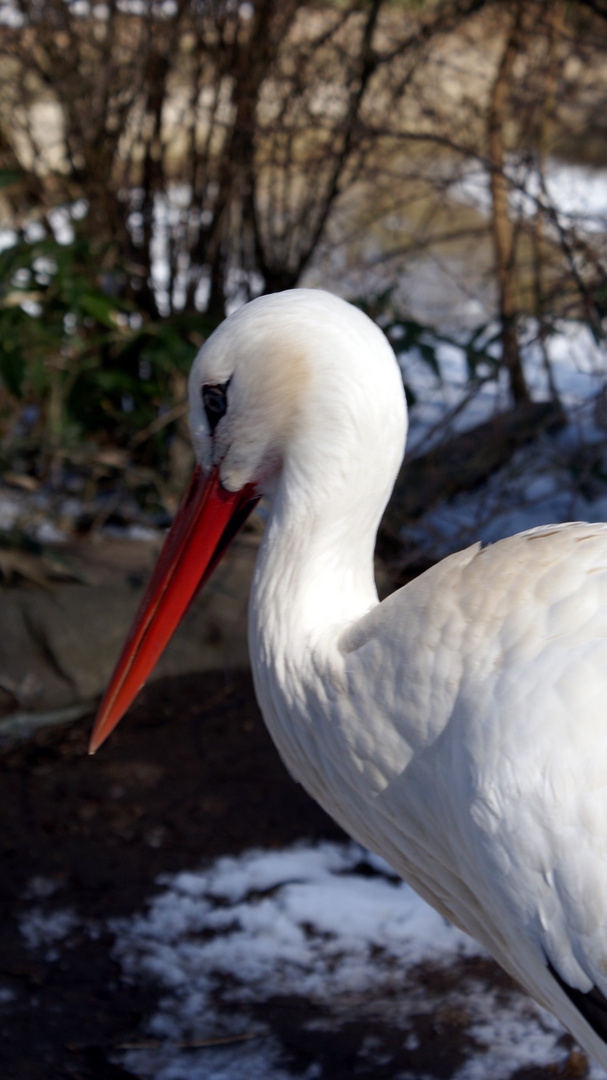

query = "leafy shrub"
[{"left": 0, "top": 230, "right": 216, "bottom": 486}]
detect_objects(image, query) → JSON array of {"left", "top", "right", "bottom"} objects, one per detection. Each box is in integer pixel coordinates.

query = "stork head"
[
  {"left": 89, "top": 289, "right": 406, "bottom": 753},
  {"left": 187, "top": 293, "right": 315, "bottom": 497}
]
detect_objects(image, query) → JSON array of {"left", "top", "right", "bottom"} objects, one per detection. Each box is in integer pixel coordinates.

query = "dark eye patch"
[{"left": 202, "top": 381, "right": 230, "bottom": 435}]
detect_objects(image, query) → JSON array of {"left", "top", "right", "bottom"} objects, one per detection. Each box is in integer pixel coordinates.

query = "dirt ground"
[{"left": 0, "top": 667, "right": 348, "bottom": 1080}]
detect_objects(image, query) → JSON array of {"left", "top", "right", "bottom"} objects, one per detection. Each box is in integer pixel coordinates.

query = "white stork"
[{"left": 91, "top": 289, "right": 607, "bottom": 1071}]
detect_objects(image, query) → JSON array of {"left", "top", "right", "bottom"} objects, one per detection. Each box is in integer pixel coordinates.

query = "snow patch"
[
  {"left": 110, "top": 842, "right": 579, "bottom": 1080},
  {"left": 19, "top": 907, "right": 77, "bottom": 952}
]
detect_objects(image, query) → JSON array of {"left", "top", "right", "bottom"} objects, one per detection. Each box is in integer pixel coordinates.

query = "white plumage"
[{"left": 93, "top": 288, "right": 607, "bottom": 1072}]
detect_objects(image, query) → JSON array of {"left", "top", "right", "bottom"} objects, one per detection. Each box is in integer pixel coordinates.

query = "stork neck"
[{"left": 250, "top": 472, "right": 382, "bottom": 660}]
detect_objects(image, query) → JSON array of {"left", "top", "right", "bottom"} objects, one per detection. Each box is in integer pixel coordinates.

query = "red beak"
[{"left": 88, "top": 466, "right": 259, "bottom": 754}]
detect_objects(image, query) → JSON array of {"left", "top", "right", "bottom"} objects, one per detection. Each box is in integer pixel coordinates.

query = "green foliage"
[
  {"left": 0, "top": 230, "right": 215, "bottom": 477},
  {"left": 0, "top": 170, "right": 23, "bottom": 190}
]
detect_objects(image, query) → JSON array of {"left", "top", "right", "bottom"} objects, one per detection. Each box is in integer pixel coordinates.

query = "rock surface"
[{"left": 0, "top": 529, "right": 258, "bottom": 732}]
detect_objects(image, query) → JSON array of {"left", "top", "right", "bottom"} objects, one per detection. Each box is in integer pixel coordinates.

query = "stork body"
[{"left": 92, "top": 289, "right": 607, "bottom": 1071}]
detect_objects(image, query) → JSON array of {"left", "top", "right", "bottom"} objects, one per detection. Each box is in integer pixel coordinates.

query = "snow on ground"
[
  {"left": 111, "top": 843, "right": 480, "bottom": 1023},
  {"left": 396, "top": 318, "right": 607, "bottom": 564},
  {"left": 13, "top": 841, "right": 599, "bottom": 1079},
  {"left": 0, "top": 477, "right": 166, "bottom": 545},
  {"left": 18, "top": 906, "right": 78, "bottom": 958},
  {"left": 403, "top": 317, "right": 607, "bottom": 450}
]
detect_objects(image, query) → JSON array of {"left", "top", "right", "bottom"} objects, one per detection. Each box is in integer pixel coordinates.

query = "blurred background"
[
  {"left": 1, "top": 0, "right": 607, "bottom": 556},
  {"left": 2, "top": 2, "right": 607, "bottom": 1078}
]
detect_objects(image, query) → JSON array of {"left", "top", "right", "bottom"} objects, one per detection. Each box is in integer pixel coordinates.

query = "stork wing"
[{"left": 338, "top": 523, "right": 607, "bottom": 1059}]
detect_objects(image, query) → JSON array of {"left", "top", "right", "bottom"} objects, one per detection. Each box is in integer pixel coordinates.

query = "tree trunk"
[
  {"left": 203, "top": 0, "right": 299, "bottom": 319},
  {"left": 488, "top": 1, "right": 529, "bottom": 405},
  {"left": 532, "top": 0, "right": 564, "bottom": 402}
]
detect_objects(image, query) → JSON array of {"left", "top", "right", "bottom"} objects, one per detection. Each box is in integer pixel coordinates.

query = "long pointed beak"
[{"left": 89, "top": 466, "right": 259, "bottom": 754}]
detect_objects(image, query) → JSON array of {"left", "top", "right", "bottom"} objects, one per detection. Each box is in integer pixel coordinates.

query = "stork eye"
[{"left": 202, "top": 381, "right": 229, "bottom": 435}]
